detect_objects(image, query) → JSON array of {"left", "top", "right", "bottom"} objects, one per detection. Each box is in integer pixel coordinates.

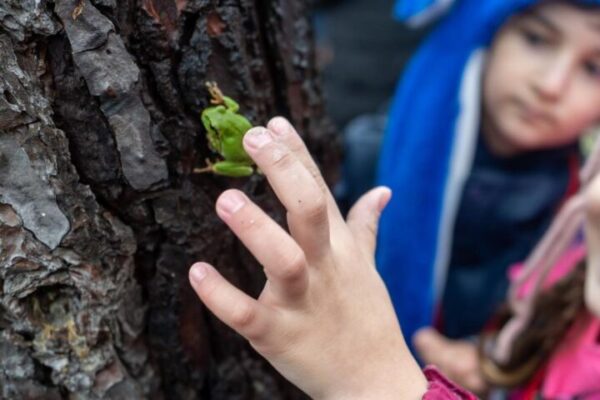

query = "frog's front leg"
[{"left": 222, "top": 96, "right": 240, "bottom": 113}]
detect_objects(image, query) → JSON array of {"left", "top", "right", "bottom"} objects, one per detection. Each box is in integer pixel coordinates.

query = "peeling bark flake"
[
  {"left": 0, "top": 136, "right": 70, "bottom": 250},
  {"left": 55, "top": 0, "right": 114, "bottom": 53},
  {"left": 100, "top": 94, "right": 169, "bottom": 190},
  {"left": 71, "top": 33, "right": 140, "bottom": 97}
]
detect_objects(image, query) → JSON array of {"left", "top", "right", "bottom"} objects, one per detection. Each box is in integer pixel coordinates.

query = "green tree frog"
[{"left": 195, "top": 82, "right": 255, "bottom": 177}]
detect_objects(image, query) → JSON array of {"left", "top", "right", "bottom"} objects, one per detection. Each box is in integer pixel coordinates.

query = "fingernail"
[
  {"left": 190, "top": 263, "right": 208, "bottom": 283},
  {"left": 377, "top": 187, "right": 392, "bottom": 212},
  {"left": 244, "top": 128, "right": 272, "bottom": 150},
  {"left": 269, "top": 117, "right": 289, "bottom": 137},
  {"left": 218, "top": 191, "right": 246, "bottom": 215}
]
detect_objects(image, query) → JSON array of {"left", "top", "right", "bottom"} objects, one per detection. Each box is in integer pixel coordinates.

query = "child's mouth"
[{"left": 517, "top": 100, "right": 555, "bottom": 127}]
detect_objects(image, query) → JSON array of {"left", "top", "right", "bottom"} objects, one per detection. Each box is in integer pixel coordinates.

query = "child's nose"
[{"left": 531, "top": 55, "right": 573, "bottom": 101}]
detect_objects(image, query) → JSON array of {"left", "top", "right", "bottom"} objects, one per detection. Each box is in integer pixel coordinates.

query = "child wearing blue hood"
[
  {"left": 377, "top": 0, "right": 600, "bottom": 344},
  {"left": 183, "top": 0, "right": 600, "bottom": 398}
]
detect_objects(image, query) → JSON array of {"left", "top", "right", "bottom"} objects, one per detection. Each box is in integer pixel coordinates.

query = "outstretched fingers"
[
  {"left": 189, "top": 262, "right": 271, "bottom": 342},
  {"left": 215, "top": 189, "right": 309, "bottom": 301},
  {"left": 243, "top": 127, "right": 331, "bottom": 260}
]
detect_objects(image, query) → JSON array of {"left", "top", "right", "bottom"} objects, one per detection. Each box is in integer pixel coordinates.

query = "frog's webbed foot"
[
  {"left": 193, "top": 158, "right": 214, "bottom": 174},
  {"left": 206, "top": 81, "right": 225, "bottom": 105}
]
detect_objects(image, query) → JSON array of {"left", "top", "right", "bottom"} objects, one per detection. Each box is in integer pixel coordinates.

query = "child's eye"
[
  {"left": 521, "top": 29, "right": 550, "bottom": 47},
  {"left": 584, "top": 61, "right": 600, "bottom": 79}
]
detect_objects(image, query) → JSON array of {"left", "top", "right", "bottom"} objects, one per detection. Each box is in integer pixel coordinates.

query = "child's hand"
[
  {"left": 188, "top": 117, "right": 427, "bottom": 400},
  {"left": 413, "top": 328, "right": 487, "bottom": 395}
]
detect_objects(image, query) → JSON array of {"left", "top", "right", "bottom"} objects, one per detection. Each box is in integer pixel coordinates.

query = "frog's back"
[{"left": 220, "top": 112, "right": 253, "bottom": 162}]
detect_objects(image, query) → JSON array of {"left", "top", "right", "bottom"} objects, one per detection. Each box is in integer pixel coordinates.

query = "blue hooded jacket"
[{"left": 377, "top": 0, "right": 600, "bottom": 345}]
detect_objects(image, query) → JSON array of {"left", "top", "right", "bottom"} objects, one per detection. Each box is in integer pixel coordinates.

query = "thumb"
[
  {"left": 346, "top": 186, "right": 392, "bottom": 259},
  {"left": 413, "top": 328, "right": 447, "bottom": 365}
]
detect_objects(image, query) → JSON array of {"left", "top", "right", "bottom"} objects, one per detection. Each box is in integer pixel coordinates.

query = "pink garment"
[
  {"left": 542, "top": 313, "right": 600, "bottom": 399},
  {"left": 509, "top": 243, "right": 600, "bottom": 398},
  {"left": 509, "top": 243, "right": 586, "bottom": 301},
  {"left": 423, "top": 366, "right": 477, "bottom": 400}
]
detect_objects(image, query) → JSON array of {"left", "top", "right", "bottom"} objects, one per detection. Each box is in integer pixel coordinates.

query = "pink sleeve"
[
  {"left": 422, "top": 366, "right": 478, "bottom": 400},
  {"left": 509, "top": 243, "right": 586, "bottom": 300}
]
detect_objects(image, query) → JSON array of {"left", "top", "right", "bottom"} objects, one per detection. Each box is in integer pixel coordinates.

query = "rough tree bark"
[{"left": 0, "top": 0, "right": 337, "bottom": 398}]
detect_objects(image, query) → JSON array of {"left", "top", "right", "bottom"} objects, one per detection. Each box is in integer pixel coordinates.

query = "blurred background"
[{"left": 312, "top": 0, "right": 433, "bottom": 211}]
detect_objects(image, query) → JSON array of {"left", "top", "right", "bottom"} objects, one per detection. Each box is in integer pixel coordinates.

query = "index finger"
[
  {"left": 267, "top": 117, "right": 344, "bottom": 224},
  {"left": 243, "top": 127, "right": 331, "bottom": 260}
]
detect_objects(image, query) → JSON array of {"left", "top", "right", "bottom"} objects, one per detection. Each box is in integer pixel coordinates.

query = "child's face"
[{"left": 482, "top": 2, "right": 600, "bottom": 156}]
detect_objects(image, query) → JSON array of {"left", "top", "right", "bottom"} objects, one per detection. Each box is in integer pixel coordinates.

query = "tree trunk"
[{"left": 0, "top": 1, "right": 337, "bottom": 398}]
